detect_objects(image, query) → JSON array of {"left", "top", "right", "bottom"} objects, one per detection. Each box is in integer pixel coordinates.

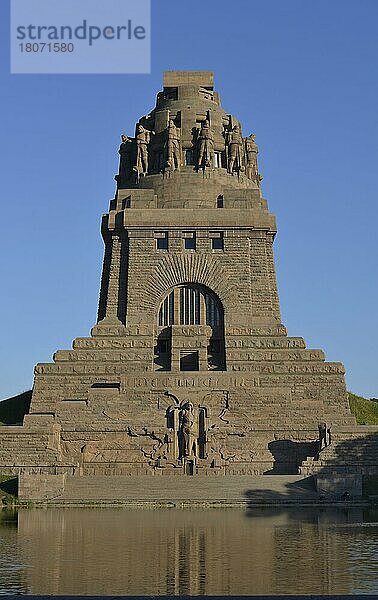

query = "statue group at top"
[{"left": 117, "top": 115, "right": 262, "bottom": 186}]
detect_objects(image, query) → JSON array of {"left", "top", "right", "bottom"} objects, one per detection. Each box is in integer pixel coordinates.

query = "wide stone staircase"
[
  {"left": 297, "top": 426, "right": 378, "bottom": 498},
  {"left": 299, "top": 426, "right": 378, "bottom": 477},
  {"left": 41, "top": 474, "right": 318, "bottom": 505}
]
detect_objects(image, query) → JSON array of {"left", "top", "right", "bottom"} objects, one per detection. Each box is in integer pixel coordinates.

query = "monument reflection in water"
[{"left": 0, "top": 508, "right": 377, "bottom": 595}]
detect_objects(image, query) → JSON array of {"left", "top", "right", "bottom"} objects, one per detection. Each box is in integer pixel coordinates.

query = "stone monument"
[{"left": 1, "top": 71, "right": 376, "bottom": 501}]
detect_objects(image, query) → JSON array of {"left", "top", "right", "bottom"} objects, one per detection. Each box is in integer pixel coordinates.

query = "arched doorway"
[{"left": 155, "top": 284, "right": 226, "bottom": 371}]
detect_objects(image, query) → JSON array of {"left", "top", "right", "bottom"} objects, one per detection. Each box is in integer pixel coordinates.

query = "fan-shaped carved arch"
[{"left": 141, "top": 253, "right": 233, "bottom": 313}]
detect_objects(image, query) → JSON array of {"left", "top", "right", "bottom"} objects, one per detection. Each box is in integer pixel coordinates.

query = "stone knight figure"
[
  {"left": 227, "top": 125, "right": 243, "bottom": 174},
  {"left": 318, "top": 422, "right": 327, "bottom": 451},
  {"left": 166, "top": 119, "right": 182, "bottom": 171},
  {"left": 197, "top": 119, "right": 214, "bottom": 169},
  {"left": 118, "top": 133, "right": 133, "bottom": 183},
  {"left": 134, "top": 124, "right": 152, "bottom": 175},
  {"left": 245, "top": 133, "right": 262, "bottom": 185}
]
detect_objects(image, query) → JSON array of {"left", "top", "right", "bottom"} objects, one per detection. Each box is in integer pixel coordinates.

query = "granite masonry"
[{"left": 1, "top": 71, "right": 377, "bottom": 501}]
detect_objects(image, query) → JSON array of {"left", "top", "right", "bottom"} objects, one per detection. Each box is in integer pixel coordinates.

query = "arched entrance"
[{"left": 155, "top": 284, "right": 226, "bottom": 371}]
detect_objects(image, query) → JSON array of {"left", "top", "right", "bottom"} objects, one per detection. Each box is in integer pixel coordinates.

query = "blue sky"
[{"left": 0, "top": 0, "right": 377, "bottom": 399}]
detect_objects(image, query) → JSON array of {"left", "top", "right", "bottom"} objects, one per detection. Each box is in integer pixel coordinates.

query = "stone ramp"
[{"left": 45, "top": 474, "right": 318, "bottom": 505}]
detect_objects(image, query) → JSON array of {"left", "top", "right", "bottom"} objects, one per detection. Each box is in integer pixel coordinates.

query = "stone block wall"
[{"left": 17, "top": 319, "right": 354, "bottom": 479}]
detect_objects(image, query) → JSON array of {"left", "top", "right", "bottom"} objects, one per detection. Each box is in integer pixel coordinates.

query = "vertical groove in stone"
[
  {"left": 97, "top": 236, "right": 112, "bottom": 323},
  {"left": 105, "top": 235, "right": 122, "bottom": 319},
  {"left": 117, "top": 234, "right": 129, "bottom": 325}
]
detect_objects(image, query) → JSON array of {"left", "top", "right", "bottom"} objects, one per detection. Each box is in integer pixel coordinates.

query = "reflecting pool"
[{"left": 0, "top": 507, "right": 377, "bottom": 595}]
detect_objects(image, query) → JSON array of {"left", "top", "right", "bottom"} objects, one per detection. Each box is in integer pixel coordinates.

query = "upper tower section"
[{"left": 115, "top": 71, "right": 263, "bottom": 206}]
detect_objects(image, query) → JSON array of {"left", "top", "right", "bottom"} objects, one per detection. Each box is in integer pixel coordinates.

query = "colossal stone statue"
[
  {"left": 135, "top": 124, "right": 152, "bottom": 175},
  {"left": 118, "top": 134, "right": 133, "bottom": 182},
  {"left": 227, "top": 125, "right": 243, "bottom": 174},
  {"left": 197, "top": 119, "right": 214, "bottom": 169},
  {"left": 245, "top": 133, "right": 261, "bottom": 184},
  {"left": 166, "top": 119, "right": 181, "bottom": 171}
]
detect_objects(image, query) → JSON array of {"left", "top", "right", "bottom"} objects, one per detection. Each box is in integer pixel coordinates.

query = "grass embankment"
[
  {"left": 348, "top": 393, "right": 378, "bottom": 496},
  {"left": 348, "top": 392, "right": 378, "bottom": 425}
]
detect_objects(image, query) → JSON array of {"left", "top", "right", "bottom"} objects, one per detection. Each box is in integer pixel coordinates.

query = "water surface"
[{"left": 0, "top": 507, "right": 377, "bottom": 595}]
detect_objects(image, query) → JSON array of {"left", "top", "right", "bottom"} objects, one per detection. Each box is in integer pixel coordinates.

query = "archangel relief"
[
  {"left": 164, "top": 399, "right": 208, "bottom": 461},
  {"left": 178, "top": 402, "right": 197, "bottom": 457}
]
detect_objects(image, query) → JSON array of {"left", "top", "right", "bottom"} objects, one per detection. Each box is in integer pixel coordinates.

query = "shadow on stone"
[
  {"left": 91, "top": 383, "right": 120, "bottom": 389},
  {"left": 0, "top": 390, "right": 32, "bottom": 425},
  {"left": 246, "top": 431, "right": 378, "bottom": 509},
  {"left": 244, "top": 476, "right": 317, "bottom": 508},
  {"left": 0, "top": 477, "right": 18, "bottom": 497},
  {"left": 265, "top": 439, "right": 319, "bottom": 474}
]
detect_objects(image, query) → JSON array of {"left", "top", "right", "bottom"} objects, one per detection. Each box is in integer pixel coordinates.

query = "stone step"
[{"left": 51, "top": 474, "right": 317, "bottom": 503}]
